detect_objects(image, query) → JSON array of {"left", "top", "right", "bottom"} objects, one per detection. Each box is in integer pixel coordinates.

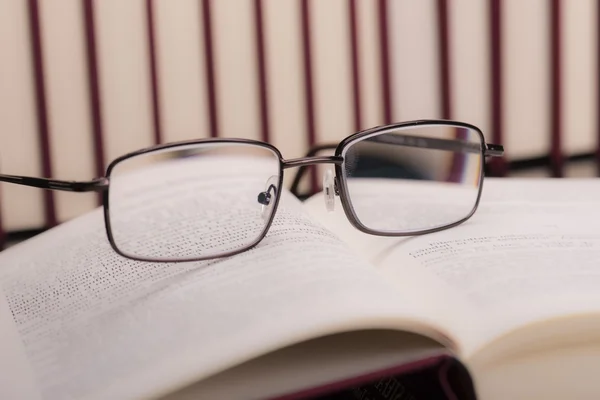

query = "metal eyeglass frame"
[{"left": 0, "top": 119, "right": 503, "bottom": 262}]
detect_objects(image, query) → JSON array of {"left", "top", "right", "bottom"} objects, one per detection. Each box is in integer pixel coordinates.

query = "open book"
[{"left": 2, "top": 177, "right": 600, "bottom": 400}]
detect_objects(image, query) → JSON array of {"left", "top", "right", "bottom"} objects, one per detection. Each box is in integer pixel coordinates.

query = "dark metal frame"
[
  {"left": 0, "top": 119, "right": 503, "bottom": 262},
  {"left": 333, "top": 120, "right": 496, "bottom": 237}
]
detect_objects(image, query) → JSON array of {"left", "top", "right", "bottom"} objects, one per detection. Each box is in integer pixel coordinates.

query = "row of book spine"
[{"left": 0, "top": 0, "right": 598, "bottom": 233}]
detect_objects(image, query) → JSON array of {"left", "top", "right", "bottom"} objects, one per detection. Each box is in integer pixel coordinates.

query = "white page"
[
  {"left": 166, "top": 330, "right": 446, "bottom": 400},
  {"left": 0, "top": 186, "right": 454, "bottom": 400},
  {"left": 0, "top": 287, "right": 41, "bottom": 400},
  {"left": 303, "top": 188, "right": 483, "bottom": 350},
  {"left": 305, "top": 178, "right": 600, "bottom": 356},
  {"left": 382, "top": 201, "right": 600, "bottom": 356}
]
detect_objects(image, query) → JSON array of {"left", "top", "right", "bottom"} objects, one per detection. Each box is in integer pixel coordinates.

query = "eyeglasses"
[{"left": 0, "top": 120, "right": 503, "bottom": 262}]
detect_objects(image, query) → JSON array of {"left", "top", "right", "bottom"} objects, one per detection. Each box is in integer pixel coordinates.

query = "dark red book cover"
[{"left": 271, "top": 355, "right": 476, "bottom": 400}]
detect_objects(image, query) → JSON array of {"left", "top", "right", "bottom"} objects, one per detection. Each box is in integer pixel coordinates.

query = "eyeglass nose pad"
[
  {"left": 257, "top": 175, "right": 279, "bottom": 221},
  {"left": 323, "top": 169, "right": 335, "bottom": 212}
]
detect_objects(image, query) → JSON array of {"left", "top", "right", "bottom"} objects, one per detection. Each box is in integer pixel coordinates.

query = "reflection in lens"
[
  {"left": 107, "top": 143, "right": 281, "bottom": 261},
  {"left": 341, "top": 124, "right": 483, "bottom": 233}
]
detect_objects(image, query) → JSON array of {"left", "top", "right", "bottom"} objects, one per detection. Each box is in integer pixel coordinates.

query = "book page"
[
  {"left": 304, "top": 178, "right": 600, "bottom": 357},
  {"left": 166, "top": 330, "right": 447, "bottom": 400},
  {"left": 0, "top": 180, "right": 453, "bottom": 400},
  {"left": 0, "top": 287, "right": 41, "bottom": 400}
]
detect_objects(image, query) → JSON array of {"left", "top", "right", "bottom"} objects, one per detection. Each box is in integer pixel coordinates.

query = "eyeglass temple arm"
[
  {"left": 289, "top": 136, "right": 504, "bottom": 197},
  {"left": 0, "top": 174, "right": 108, "bottom": 192},
  {"left": 369, "top": 134, "right": 504, "bottom": 156}
]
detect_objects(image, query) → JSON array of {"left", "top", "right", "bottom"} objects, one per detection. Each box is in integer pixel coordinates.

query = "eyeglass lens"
[
  {"left": 340, "top": 124, "right": 484, "bottom": 233},
  {"left": 107, "top": 143, "right": 281, "bottom": 261}
]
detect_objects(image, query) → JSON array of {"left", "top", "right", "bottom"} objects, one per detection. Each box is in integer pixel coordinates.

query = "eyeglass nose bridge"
[
  {"left": 282, "top": 155, "right": 343, "bottom": 169},
  {"left": 284, "top": 156, "right": 343, "bottom": 201}
]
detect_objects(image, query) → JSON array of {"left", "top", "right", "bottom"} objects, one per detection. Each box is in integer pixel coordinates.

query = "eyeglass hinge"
[
  {"left": 68, "top": 177, "right": 109, "bottom": 192},
  {"left": 484, "top": 143, "right": 504, "bottom": 157}
]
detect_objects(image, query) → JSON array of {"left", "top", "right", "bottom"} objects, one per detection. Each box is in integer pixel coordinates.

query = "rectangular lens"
[
  {"left": 340, "top": 124, "right": 483, "bottom": 233},
  {"left": 106, "top": 142, "right": 281, "bottom": 261}
]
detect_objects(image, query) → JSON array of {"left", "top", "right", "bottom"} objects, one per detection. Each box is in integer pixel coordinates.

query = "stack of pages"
[{"left": 1, "top": 178, "right": 600, "bottom": 400}]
